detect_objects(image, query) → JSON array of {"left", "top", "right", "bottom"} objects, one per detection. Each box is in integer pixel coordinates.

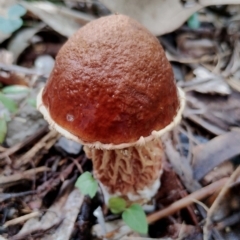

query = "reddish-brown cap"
[{"left": 38, "top": 14, "right": 184, "bottom": 148}]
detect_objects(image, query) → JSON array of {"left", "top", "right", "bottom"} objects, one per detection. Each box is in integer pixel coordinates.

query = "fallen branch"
[{"left": 147, "top": 178, "right": 228, "bottom": 224}]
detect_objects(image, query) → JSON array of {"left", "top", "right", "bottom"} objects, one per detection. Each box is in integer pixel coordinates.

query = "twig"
[
  {"left": 14, "top": 130, "right": 60, "bottom": 168},
  {"left": 147, "top": 178, "right": 228, "bottom": 224},
  {"left": 0, "top": 62, "right": 49, "bottom": 78},
  {"left": 3, "top": 211, "right": 41, "bottom": 228},
  {"left": 0, "top": 190, "right": 36, "bottom": 203},
  {"left": 0, "top": 166, "right": 50, "bottom": 188},
  {"left": 0, "top": 125, "right": 48, "bottom": 160},
  {"left": 0, "top": 146, "right": 7, "bottom": 152}
]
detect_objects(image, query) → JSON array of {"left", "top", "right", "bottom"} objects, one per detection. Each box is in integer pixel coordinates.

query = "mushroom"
[{"left": 37, "top": 14, "right": 185, "bottom": 204}]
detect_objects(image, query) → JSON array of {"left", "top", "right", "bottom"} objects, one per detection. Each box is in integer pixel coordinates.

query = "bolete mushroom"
[{"left": 37, "top": 14, "right": 185, "bottom": 204}]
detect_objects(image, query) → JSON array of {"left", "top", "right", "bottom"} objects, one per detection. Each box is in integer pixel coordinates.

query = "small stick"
[
  {"left": 0, "top": 62, "right": 49, "bottom": 78},
  {"left": 0, "top": 166, "right": 50, "bottom": 188},
  {"left": 147, "top": 177, "right": 228, "bottom": 224},
  {"left": 3, "top": 211, "right": 41, "bottom": 228},
  {"left": 0, "top": 125, "right": 48, "bottom": 160}
]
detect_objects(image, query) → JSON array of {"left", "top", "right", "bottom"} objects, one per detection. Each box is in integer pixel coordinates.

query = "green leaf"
[
  {"left": 109, "top": 197, "right": 127, "bottom": 214},
  {"left": 27, "top": 98, "right": 37, "bottom": 108},
  {"left": 0, "top": 117, "right": 7, "bottom": 144},
  {"left": 2, "top": 85, "right": 30, "bottom": 94},
  {"left": 0, "top": 17, "right": 23, "bottom": 34},
  {"left": 8, "top": 4, "right": 27, "bottom": 18},
  {"left": 0, "top": 93, "right": 17, "bottom": 113},
  {"left": 122, "top": 204, "right": 148, "bottom": 234},
  {"left": 187, "top": 13, "right": 200, "bottom": 30},
  {"left": 75, "top": 172, "right": 98, "bottom": 198}
]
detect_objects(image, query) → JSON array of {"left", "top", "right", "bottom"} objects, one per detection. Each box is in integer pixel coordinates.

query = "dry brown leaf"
[
  {"left": 223, "top": 41, "right": 240, "bottom": 77},
  {"left": 204, "top": 161, "right": 234, "bottom": 185},
  {"left": 99, "top": 0, "right": 240, "bottom": 35},
  {"left": 162, "top": 132, "right": 201, "bottom": 193},
  {"left": 0, "top": 49, "right": 13, "bottom": 64},
  {"left": 20, "top": 1, "right": 95, "bottom": 37},
  {"left": 204, "top": 166, "right": 240, "bottom": 240},
  {"left": 43, "top": 188, "right": 84, "bottom": 240},
  {"left": 184, "top": 91, "right": 240, "bottom": 131},
  {"left": 183, "top": 67, "right": 231, "bottom": 95},
  {"left": 92, "top": 219, "right": 131, "bottom": 240},
  {"left": 13, "top": 186, "right": 83, "bottom": 239},
  {"left": 177, "top": 34, "right": 216, "bottom": 58},
  {"left": 7, "top": 23, "right": 45, "bottom": 62},
  {"left": 186, "top": 114, "right": 227, "bottom": 136},
  {"left": 227, "top": 78, "right": 240, "bottom": 92},
  {"left": 192, "top": 130, "right": 240, "bottom": 181}
]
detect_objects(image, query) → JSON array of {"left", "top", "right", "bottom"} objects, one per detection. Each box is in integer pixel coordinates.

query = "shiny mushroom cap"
[{"left": 37, "top": 14, "right": 185, "bottom": 149}]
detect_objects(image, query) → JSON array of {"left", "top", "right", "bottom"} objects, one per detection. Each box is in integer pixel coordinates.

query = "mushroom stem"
[{"left": 84, "top": 138, "right": 164, "bottom": 204}]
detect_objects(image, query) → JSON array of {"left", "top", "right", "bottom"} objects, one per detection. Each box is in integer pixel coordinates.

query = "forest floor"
[{"left": 1, "top": 1, "right": 240, "bottom": 240}]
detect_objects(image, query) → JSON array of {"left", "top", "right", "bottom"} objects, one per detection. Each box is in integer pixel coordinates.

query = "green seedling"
[
  {"left": 0, "top": 116, "right": 7, "bottom": 144},
  {"left": 109, "top": 197, "right": 148, "bottom": 234},
  {"left": 0, "top": 4, "right": 26, "bottom": 34},
  {"left": 75, "top": 171, "right": 98, "bottom": 198},
  {"left": 0, "top": 85, "right": 31, "bottom": 143},
  {"left": 75, "top": 172, "right": 148, "bottom": 234}
]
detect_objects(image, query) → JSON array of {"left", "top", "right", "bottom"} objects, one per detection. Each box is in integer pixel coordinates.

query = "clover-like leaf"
[
  {"left": 0, "top": 17, "right": 23, "bottom": 34},
  {"left": 0, "top": 93, "right": 17, "bottom": 113},
  {"left": 109, "top": 197, "right": 126, "bottom": 214},
  {"left": 0, "top": 117, "right": 7, "bottom": 144},
  {"left": 122, "top": 203, "right": 148, "bottom": 234},
  {"left": 8, "top": 4, "right": 27, "bottom": 18},
  {"left": 2, "top": 85, "right": 30, "bottom": 94},
  {"left": 187, "top": 13, "right": 200, "bottom": 29},
  {"left": 75, "top": 172, "right": 98, "bottom": 198}
]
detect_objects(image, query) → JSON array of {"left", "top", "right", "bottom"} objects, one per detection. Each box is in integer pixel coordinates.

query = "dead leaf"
[
  {"left": 223, "top": 41, "right": 240, "bottom": 77},
  {"left": 192, "top": 130, "right": 240, "bottom": 181},
  {"left": 92, "top": 219, "right": 132, "bottom": 240},
  {"left": 184, "top": 91, "right": 240, "bottom": 133},
  {"left": 227, "top": 77, "right": 240, "bottom": 92},
  {"left": 43, "top": 188, "right": 84, "bottom": 240},
  {"left": 182, "top": 67, "right": 231, "bottom": 95},
  {"left": 99, "top": 0, "right": 240, "bottom": 35},
  {"left": 0, "top": 49, "right": 13, "bottom": 64},
  {"left": 20, "top": 1, "right": 95, "bottom": 37},
  {"left": 204, "top": 161, "right": 234, "bottom": 185},
  {"left": 162, "top": 132, "right": 201, "bottom": 193},
  {"left": 177, "top": 34, "right": 216, "bottom": 58},
  {"left": 204, "top": 166, "right": 240, "bottom": 239},
  {"left": 186, "top": 114, "right": 227, "bottom": 136},
  {"left": 6, "top": 103, "right": 47, "bottom": 147},
  {"left": 7, "top": 23, "right": 45, "bottom": 62},
  {"left": 12, "top": 184, "right": 82, "bottom": 239}
]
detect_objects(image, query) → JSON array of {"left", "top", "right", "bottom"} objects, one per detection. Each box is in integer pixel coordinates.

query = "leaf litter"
[{"left": 1, "top": 1, "right": 240, "bottom": 239}]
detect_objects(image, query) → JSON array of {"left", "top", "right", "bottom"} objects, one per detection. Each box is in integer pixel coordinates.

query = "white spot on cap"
[{"left": 66, "top": 114, "right": 74, "bottom": 122}]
